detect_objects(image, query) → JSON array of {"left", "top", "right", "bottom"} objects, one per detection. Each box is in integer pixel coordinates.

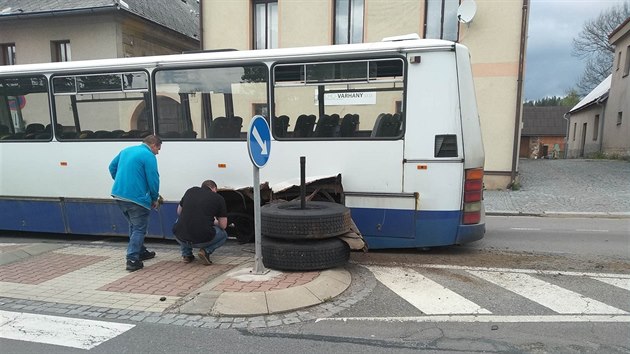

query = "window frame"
[
  {"left": 623, "top": 45, "right": 630, "bottom": 77},
  {"left": 51, "top": 40, "right": 72, "bottom": 62},
  {"left": 253, "top": 0, "right": 278, "bottom": 50},
  {"left": 0, "top": 43, "right": 16, "bottom": 65},
  {"left": 334, "top": 0, "right": 365, "bottom": 45},
  {"left": 424, "top": 0, "right": 460, "bottom": 41}
]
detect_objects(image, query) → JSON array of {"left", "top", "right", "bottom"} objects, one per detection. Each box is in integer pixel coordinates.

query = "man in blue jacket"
[{"left": 109, "top": 135, "right": 162, "bottom": 271}]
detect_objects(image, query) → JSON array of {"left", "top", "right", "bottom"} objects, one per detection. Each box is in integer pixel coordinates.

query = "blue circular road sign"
[{"left": 247, "top": 115, "right": 271, "bottom": 168}]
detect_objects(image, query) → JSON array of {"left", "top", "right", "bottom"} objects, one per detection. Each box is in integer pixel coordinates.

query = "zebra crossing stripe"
[
  {"left": 467, "top": 271, "right": 628, "bottom": 315},
  {"left": 367, "top": 266, "right": 491, "bottom": 315},
  {"left": 592, "top": 277, "right": 630, "bottom": 290},
  {"left": 0, "top": 310, "right": 134, "bottom": 350}
]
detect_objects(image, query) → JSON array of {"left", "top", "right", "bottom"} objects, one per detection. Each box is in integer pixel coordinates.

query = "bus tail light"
[{"left": 463, "top": 168, "right": 483, "bottom": 224}]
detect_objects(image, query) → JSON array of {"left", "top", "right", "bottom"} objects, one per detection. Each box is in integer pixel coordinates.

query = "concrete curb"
[
  {"left": 212, "top": 268, "right": 351, "bottom": 316},
  {"left": 486, "top": 211, "right": 630, "bottom": 219}
]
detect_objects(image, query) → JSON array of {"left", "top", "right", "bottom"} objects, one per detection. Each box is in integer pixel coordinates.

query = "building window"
[
  {"left": 253, "top": 103, "right": 268, "bottom": 118},
  {"left": 52, "top": 40, "right": 71, "bottom": 62},
  {"left": 572, "top": 122, "right": 576, "bottom": 141},
  {"left": 617, "top": 51, "right": 622, "bottom": 71},
  {"left": 253, "top": 0, "right": 278, "bottom": 49},
  {"left": 617, "top": 112, "right": 623, "bottom": 125},
  {"left": 593, "top": 115, "right": 599, "bottom": 140},
  {"left": 424, "top": 0, "right": 459, "bottom": 41},
  {"left": 1, "top": 43, "right": 16, "bottom": 65},
  {"left": 334, "top": 0, "right": 364, "bottom": 44},
  {"left": 624, "top": 46, "right": 630, "bottom": 77}
]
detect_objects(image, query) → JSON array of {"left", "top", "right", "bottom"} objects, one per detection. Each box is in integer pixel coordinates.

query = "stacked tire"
[{"left": 261, "top": 201, "right": 352, "bottom": 271}]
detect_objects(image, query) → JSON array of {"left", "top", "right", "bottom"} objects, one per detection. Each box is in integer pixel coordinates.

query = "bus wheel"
[
  {"left": 227, "top": 212, "right": 254, "bottom": 244},
  {"left": 261, "top": 201, "right": 351, "bottom": 240},
  {"left": 261, "top": 236, "right": 350, "bottom": 271}
]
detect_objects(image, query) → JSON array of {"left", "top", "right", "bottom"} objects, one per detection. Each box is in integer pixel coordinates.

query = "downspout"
[
  {"left": 596, "top": 96, "right": 606, "bottom": 152},
  {"left": 198, "top": 0, "right": 204, "bottom": 50},
  {"left": 510, "top": 0, "right": 529, "bottom": 186},
  {"left": 563, "top": 112, "right": 570, "bottom": 158}
]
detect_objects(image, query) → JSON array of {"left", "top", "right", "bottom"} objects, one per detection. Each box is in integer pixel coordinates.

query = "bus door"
[{"left": 402, "top": 50, "right": 465, "bottom": 246}]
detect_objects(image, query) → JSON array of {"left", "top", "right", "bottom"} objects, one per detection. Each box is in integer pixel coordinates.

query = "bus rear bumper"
[{"left": 455, "top": 222, "right": 485, "bottom": 244}]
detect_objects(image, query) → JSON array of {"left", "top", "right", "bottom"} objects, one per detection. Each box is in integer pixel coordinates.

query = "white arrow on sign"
[{"left": 252, "top": 127, "right": 268, "bottom": 155}]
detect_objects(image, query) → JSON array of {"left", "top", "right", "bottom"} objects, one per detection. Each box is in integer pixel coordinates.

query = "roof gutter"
[
  {"left": 510, "top": 0, "right": 529, "bottom": 186},
  {"left": 0, "top": 6, "right": 116, "bottom": 20}
]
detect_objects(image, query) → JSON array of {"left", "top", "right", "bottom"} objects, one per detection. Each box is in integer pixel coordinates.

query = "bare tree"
[{"left": 572, "top": 2, "right": 629, "bottom": 95}]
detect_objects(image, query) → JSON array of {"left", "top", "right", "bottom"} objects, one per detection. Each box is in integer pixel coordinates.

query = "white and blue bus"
[{"left": 0, "top": 35, "right": 485, "bottom": 249}]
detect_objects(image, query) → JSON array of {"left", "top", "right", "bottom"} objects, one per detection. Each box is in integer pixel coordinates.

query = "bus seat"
[
  {"left": 26, "top": 123, "right": 45, "bottom": 134},
  {"left": 273, "top": 115, "right": 290, "bottom": 137},
  {"left": 111, "top": 129, "right": 125, "bottom": 138},
  {"left": 211, "top": 116, "right": 229, "bottom": 138},
  {"left": 34, "top": 132, "right": 51, "bottom": 139},
  {"left": 138, "top": 130, "right": 152, "bottom": 138},
  {"left": 314, "top": 114, "right": 340, "bottom": 137},
  {"left": 293, "top": 114, "right": 315, "bottom": 137},
  {"left": 0, "top": 124, "right": 9, "bottom": 138},
  {"left": 79, "top": 130, "right": 94, "bottom": 139},
  {"left": 340, "top": 114, "right": 359, "bottom": 137},
  {"left": 370, "top": 113, "right": 387, "bottom": 137},
  {"left": 181, "top": 130, "right": 197, "bottom": 138},
  {"left": 162, "top": 131, "right": 181, "bottom": 138},
  {"left": 61, "top": 131, "right": 78, "bottom": 139},
  {"left": 380, "top": 113, "right": 401, "bottom": 137},
  {"left": 93, "top": 130, "right": 113, "bottom": 139},
  {"left": 228, "top": 116, "right": 243, "bottom": 138},
  {"left": 122, "top": 130, "right": 140, "bottom": 138}
]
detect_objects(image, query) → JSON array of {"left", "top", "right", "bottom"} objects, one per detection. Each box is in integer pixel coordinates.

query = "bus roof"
[{"left": 0, "top": 38, "right": 456, "bottom": 75}]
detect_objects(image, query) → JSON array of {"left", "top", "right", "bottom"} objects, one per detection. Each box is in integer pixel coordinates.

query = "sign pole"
[
  {"left": 247, "top": 115, "right": 270, "bottom": 275},
  {"left": 252, "top": 165, "right": 265, "bottom": 274}
]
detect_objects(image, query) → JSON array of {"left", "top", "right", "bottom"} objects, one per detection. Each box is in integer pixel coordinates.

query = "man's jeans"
[
  {"left": 116, "top": 200, "right": 150, "bottom": 261},
  {"left": 176, "top": 226, "right": 228, "bottom": 257}
]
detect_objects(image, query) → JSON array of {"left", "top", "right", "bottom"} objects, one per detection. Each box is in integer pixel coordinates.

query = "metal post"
[
  {"left": 300, "top": 156, "right": 306, "bottom": 209},
  {"left": 252, "top": 165, "right": 266, "bottom": 274}
]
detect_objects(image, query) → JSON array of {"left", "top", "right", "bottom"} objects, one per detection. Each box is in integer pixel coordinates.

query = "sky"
[{"left": 524, "top": 0, "right": 628, "bottom": 100}]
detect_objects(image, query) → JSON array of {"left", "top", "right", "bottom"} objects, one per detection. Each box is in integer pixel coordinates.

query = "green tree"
[
  {"left": 572, "top": 2, "right": 630, "bottom": 95},
  {"left": 559, "top": 89, "right": 581, "bottom": 107}
]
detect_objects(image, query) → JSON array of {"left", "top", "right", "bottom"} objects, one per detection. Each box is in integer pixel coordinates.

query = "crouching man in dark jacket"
[{"left": 173, "top": 180, "right": 228, "bottom": 265}]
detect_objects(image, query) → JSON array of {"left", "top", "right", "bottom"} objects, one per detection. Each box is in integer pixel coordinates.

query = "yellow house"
[{"left": 200, "top": 0, "right": 529, "bottom": 189}]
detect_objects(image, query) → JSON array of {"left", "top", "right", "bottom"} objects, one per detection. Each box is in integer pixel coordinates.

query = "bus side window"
[
  {"left": 0, "top": 76, "right": 51, "bottom": 141},
  {"left": 52, "top": 72, "right": 150, "bottom": 141}
]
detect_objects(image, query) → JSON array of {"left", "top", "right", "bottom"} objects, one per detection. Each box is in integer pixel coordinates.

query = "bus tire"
[
  {"left": 226, "top": 212, "right": 255, "bottom": 244},
  {"left": 262, "top": 236, "right": 350, "bottom": 271},
  {"left": 261, "top": 201, "right": 351, "bottom": 240}
]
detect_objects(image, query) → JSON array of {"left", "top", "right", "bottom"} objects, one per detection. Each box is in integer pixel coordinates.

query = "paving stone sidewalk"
[{"left": 484, "top": 159, "right": 630, "bottom": 216}]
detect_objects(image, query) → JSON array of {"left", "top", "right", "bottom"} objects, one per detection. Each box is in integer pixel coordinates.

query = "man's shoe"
[
  {"left": 182, "top": 255, "right": 195, "bottom": 263},
  {"left": 126, "top": 259, "right": 144, "bottom": 272},
  {"left": 197, "top": 249, "right": 212, "bottom": 265},
  {"left": 139, "top": 250, "right": 156, "bottom": 261}
]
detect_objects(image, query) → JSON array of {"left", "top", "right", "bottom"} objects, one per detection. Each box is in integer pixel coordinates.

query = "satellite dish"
[{"left": 457, "top": 0, "right": 477, "bottom": 24}]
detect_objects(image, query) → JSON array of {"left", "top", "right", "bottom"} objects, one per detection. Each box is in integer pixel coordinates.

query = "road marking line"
[
  {"left": 0, "top": 310, "right": 134, "bottom": 350},
  {"left": 575, "top": 229, "right": 609, "bottom": 232},
  {"left": 467, "top": 271, "right": 628, "bottom": 314},
  {"left": 367, "top": 266, "right": 491, "bottom": 315},
  {"left": 593, "top": 277, "right": 630, "bottom": 290},
  {"left": 316, "top": 314, "right": 630, "bottom": 323},
  {"left": 417, "top": 264, "right": 630, "bottom": 279},
  {"left": 510, "top": 227, "right": 541, "bottom": 231}
]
